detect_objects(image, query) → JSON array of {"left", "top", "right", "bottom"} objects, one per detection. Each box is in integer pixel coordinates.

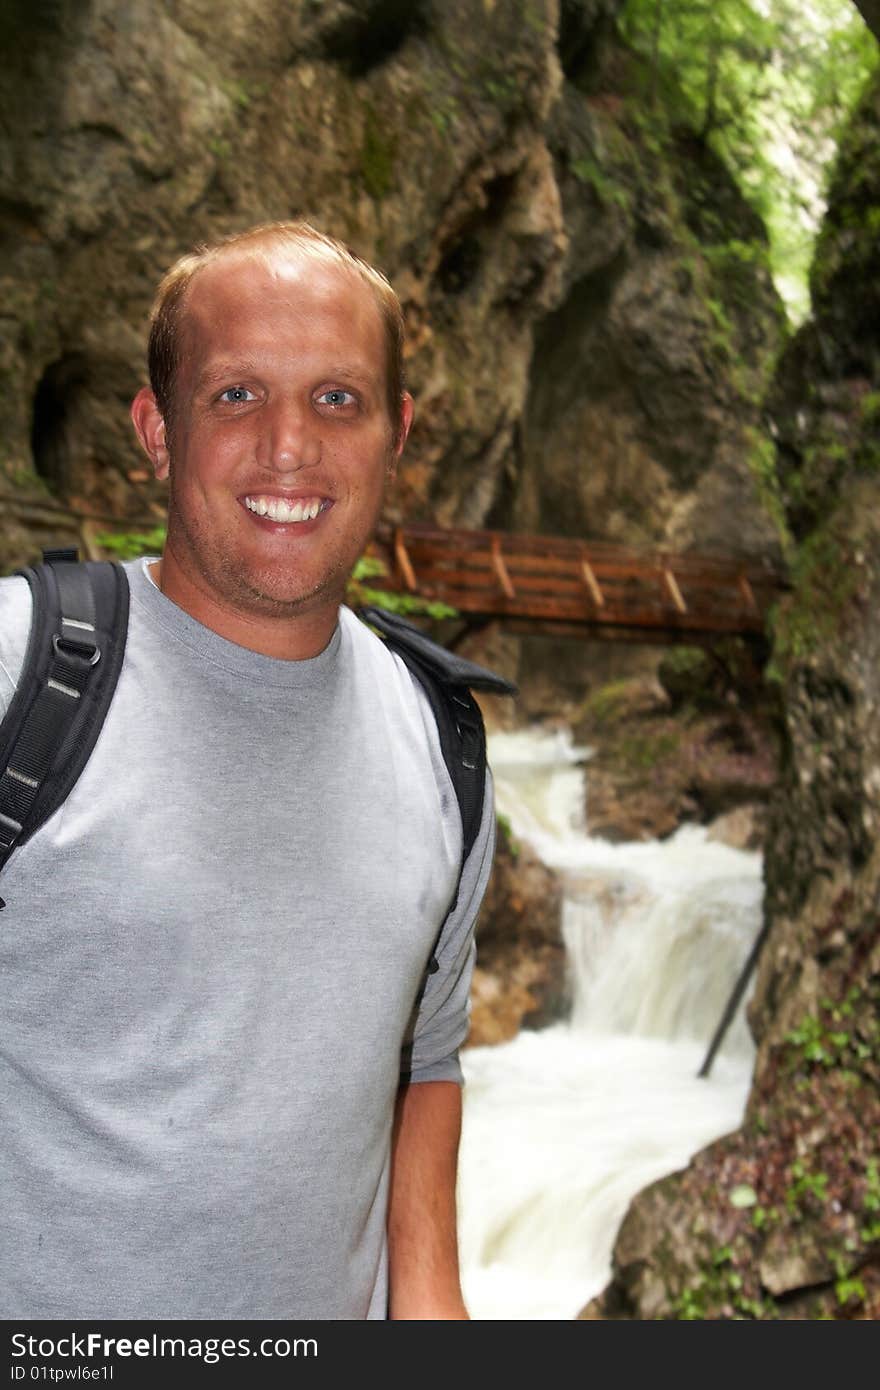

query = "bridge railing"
[{"left": 369, "top": 522, "right": 788, "bottom": 641}]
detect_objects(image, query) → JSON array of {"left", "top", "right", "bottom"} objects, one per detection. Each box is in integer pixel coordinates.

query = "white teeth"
[{"left": 245, "top": 496, "right": 324, "bottom": 523}]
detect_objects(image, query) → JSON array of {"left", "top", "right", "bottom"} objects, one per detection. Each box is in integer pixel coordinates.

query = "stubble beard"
[{"left": 164, "top": 475, "right": 377, "bottom": 622}]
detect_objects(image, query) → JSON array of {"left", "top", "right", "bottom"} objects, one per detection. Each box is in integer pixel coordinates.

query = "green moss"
[
  {"left": 570, "top": 155, "right": 632, "bottom": 212},
  {"left": 703, "top": 238, "right": 774, "bottom": 312},
  {"left": 765, "top": 520, "right": 859, "bottom": 680},
  {"left": 860, "top": 391, "right": 880, "bottom": 424},
  {"left": 519, "top": 0, "right": 547, "bottom": 35},
  {"left": 220, "top": 77, "right": 252, "bottom": 111},
  {"left": 617, "top": 731, "right": 678, "bottom": 770},
  {"left": 580, "top": 679, "right": 637, "bottom": 727},
  {"left": 482, "top": 73, "right": 520, "bottom": 111},
  {"left": 360, "top": 106, "right": 396, "bottom": 201},
  {"left": 4, "top": 461, "right": 52, "bottom": 495},
  {"left": 744, "top": 426, "right": 790, "bottom": 552}
]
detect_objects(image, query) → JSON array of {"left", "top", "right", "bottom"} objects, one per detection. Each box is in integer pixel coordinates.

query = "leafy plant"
[
  {"left": 496, "top": 810, "right": 520, "bottom": 859},
  {"left": 348, "top": 553, "right": 458, "bottom": 621},
  {"left": 94, "top": 526, "right": 167, "bottom": 559}
]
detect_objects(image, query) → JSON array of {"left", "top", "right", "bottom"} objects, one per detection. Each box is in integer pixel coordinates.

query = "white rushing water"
[{"left": 457, "top": 727, "right": 763, "bottom": 1321}]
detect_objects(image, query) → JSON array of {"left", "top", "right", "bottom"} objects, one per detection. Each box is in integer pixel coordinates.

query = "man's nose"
[{"left": 263, "top": 396, "right": 321, "bottom": 472}]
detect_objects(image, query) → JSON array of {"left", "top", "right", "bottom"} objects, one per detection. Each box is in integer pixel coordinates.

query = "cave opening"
[
  {"left": 30, "top": 355, "right": 88, "bottom": 495},
  {"left": 319, "top": 0, "right": 429, "bottom": 78}
]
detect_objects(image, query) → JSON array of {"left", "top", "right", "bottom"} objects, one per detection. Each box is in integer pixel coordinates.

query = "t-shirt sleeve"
[
  {"left": 400, "top": 764, "right": 496, "bottom": 1086},
  {"left": 0, "top": 576, "right": 33, "bottom": 718}
]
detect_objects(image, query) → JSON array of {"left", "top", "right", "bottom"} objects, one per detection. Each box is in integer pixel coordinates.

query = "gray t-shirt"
[{"left": 0, "top": 558, "right": 494, "bottom": 1320}]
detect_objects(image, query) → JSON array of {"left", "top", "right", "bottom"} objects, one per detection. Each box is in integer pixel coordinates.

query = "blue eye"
[
  {"left": 318, "top": 389, "right": 356, "bottom": 407},
  {"left": 220, "top": 386, "right": 255, "bottom": 403}
]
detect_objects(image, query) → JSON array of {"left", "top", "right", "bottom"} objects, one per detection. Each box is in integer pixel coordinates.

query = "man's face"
[{"left": 141, "top": 249, "right": 410, "bottom": 633}]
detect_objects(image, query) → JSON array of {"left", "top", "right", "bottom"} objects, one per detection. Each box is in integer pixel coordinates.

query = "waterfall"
[{"left": 457, "top": 727, "right": 761, "bottom": 1320}]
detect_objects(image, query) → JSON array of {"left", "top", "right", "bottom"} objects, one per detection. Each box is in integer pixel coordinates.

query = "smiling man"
[
  {"left": 0, "top": 223, "right": 498, "bottom": 1321},
  {"left": 130, "top": 230, "right": 414, "bottom": 657}
]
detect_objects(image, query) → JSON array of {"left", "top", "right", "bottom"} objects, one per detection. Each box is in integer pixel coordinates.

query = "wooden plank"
[
  {"left": 376, "top": 521, "right": 787, "bottom": 583},
  {"left": 393, "top": 538, "right": 778, "bottom": 590},
  {"left": 392, "top": 560, "right": 764, "bottom": 610},
  {"left": 393, "top": 527, "right": 418, "bottom": 592},
  {"left": 405, "top": 587, "right": 767, "bottom": 631},
  {"left": 738, "top": 573, "right": 758, "bottom": 614},
  {"left": 490, "top": 535, "right": 515, "bottom": 599},
  {"left": 498, "top": 617, "right": 731, "bottom": 646},
  {"left": 663, "top": 568, "right": 688, "bottom": 614},
  {"left": 580, "top": 559, "right": 605, "bottom": 607}
]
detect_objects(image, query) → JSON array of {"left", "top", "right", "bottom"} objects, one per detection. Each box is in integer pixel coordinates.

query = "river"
[{"left": 457, "top": 726, "right": 762, "bottom": 1320}]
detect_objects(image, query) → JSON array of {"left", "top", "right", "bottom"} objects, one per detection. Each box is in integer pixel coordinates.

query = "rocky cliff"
[
  {"left": 2, "top": 0, "right": 782, "bottom": 588},
  {"left": 582, "top": 57, "right": 880, "bottom": 1322}
]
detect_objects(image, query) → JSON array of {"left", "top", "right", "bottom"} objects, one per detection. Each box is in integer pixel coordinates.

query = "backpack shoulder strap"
[
  {"left": 358, "top": 604, "right": 517, "bottom": 866},
  {"left": 0, "top": 551, "right": 129, "bottom": 883},
  {"left": 359, "top": 605, "right": 516, "bottom": 983}
]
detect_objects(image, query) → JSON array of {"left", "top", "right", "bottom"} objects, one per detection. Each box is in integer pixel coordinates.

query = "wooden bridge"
[
  {"left": 1, "top": 488, "right": 789, "bottom": 647},
  {"left": 368, "top": 522, "right": 788, "bottom": 647}
]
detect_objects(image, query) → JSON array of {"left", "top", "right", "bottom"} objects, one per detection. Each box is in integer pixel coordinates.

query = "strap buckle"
[
  {"left": 52, "top": 632, "right": 102, "bottom": 668},
  {"left": 452, "top": 693, "right": 482, "bottom": 771},
  {"left": 0, "top": 810, "right": 24, "bottom": 852}
]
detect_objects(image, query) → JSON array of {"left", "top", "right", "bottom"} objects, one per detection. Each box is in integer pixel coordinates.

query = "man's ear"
[
  {"left": 388, "top": 392, "right": 414, "bottom": 476},
  {"left": 131, "top": 387, "right": 171, "bottom": 481}
]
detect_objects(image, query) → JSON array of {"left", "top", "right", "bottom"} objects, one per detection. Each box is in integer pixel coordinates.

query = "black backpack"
[{"left": 0, "top": 551, "right": 517, "bottom": 936}]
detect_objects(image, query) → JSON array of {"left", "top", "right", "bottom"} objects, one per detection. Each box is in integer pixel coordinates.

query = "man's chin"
[{"left": 236, "top": 571, "right": 346, "bottom": 619}]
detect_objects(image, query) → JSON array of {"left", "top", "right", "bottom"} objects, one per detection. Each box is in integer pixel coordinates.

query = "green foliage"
[
  {"left": 834, "top": 1272, "right": 866, "bottom": 1309},
  {"left": 782, "top": 989, "right": 878, "bottom": 1074},
  {"left": 673, "top": 1243, "right": 778, "bottom": 1319},
  {"left": 94, "top": 526, "right": 167, "bottom": 559},
  {"left": 784, "top": 1158, "right": 829, "bottom": 1216},
  {"left": 496, "top": 810, "right": 520, "bottom": 858},
  {"left": 750, "top": 1203, "right": 781, "bottom": 1231},
  {"left": 831, "top": 1251, "right": 866, "bottom": 1310},
  {"left": 348, "top": 554, "right": 458, "bottom": 621},
  {"left": 619, "top": 0, "right": 879, "bottom": 322}
]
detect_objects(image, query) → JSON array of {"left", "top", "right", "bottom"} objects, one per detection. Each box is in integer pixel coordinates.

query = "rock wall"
[
  {"left": 2, "top": 0, "right": 783, "bottom": 594},
  {"left": 582, "top": 61, "right": 880, "bottom": 1322}
]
